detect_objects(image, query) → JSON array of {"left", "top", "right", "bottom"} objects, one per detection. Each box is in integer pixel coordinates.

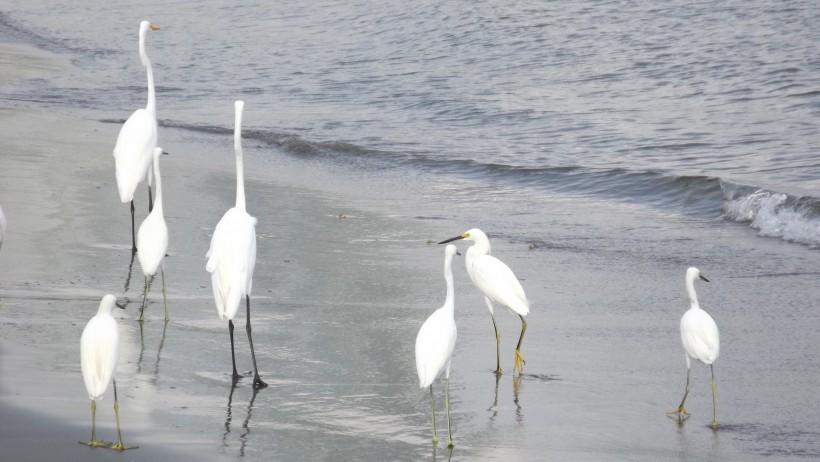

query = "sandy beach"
[
  {"left": 2, "top": 36, "right": 819, "bottom": 462},
  {"left": 0, "top": 43, "right": 460, "bottom": 461}
]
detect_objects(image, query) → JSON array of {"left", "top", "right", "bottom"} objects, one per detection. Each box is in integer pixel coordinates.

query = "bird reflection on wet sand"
[
  {"left": 123, "top": 250, "right": 137, "bottom": 293},
  {"left": 137, "top": 318, "right": 168, "bottom": 380},
  {"left": 222, "top": 382, "right": 261, "bottom": 457}
]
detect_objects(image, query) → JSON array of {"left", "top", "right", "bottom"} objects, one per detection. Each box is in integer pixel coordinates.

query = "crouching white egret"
[
  {"left": 206, "top": 101, "right": 266, "bottom": 389},
  {"left": 113, "top": 20, "right": 160, "bottom": 252},
  {"left": 80, "top": 294, "right": 136, "bottom": 450},
  {"left": 415, "top": 244, "right": 458, "bottom": 447},
  {"left": 667, "top": 267, "right": 720, "bottom": 429},
  {"left": 439, "top": 228, "right": 529, "bottom": 376},
  {"left": 136, "top": 147, "right": 168, "bottom": 321}
]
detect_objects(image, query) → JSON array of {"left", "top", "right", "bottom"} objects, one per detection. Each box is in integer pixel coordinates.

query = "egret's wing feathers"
[
  {"left": 206, "top": 208, "right": 257, "bottom": 320},
  {"left": 415, "top": 308, "right": 457, "bottom": 388},
  {"left": 113, "top": 108, "right": 157, "bottom": 202},
  {"left": 471, "top": 255, "right": 529, "bottom": 316}
]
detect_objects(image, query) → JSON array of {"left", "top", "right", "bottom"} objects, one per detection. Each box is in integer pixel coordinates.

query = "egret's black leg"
[{"left": 246, "top": 295, "right": 267, "bottom": 389}]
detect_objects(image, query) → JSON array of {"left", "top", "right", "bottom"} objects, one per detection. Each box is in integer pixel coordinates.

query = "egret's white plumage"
[
  {"left": 668, "top": 267, "right": 720, "bottom": 429},
  {"left": 415, "top": 244, "right": 458, "bottom": 447},
  {"left": 113, "top": 20, "right": 160, "bottom": 252},
  {"left": 439, "top": 228, "right": 529, "bottom": 376},
  {"left": 80, "top": 294, "right": 134, "bottom": 450},
  {"left": 136, "top": 147, "right": 168, "bottom": 321},
  {"left": 206, "top": 101, "right": 266, "bottom": 389}
]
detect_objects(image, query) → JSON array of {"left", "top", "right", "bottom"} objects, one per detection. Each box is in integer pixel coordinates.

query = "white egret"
[
  {"left": 113, "top": 20, "right": 160, "bottom": 252},
  {"left": 206, "top": 101, "right": 266, "bottom": 389},
  {"left": 439, "top": 228, "right": 529, "bottom": 376},
  {"left": 668, "top": 267, "right": 719, "bottom": 429},
  {"left": 0, "top": 203, "right": 6, "bottom": 251},
  {"left": 415, "top": 244, "right": 458, "bottom": 448},
  {"left": 80, "top": 294, "right": 136, "bottom": 450},
  {"left": 136, "top": 147, "right": 168, "bottom": 321}
]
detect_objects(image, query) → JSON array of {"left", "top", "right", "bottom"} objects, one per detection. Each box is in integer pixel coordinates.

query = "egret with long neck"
[
  {"left": 439, "top": 228, "right": 530, "bottom": 376},
  {"left": 206, "top": 101, "right": 267, "bottom": 389},
  {"left": 113, "top": 20, "right": 160, "bottom": 252},
  {"left": 668, "top": 267, "right": 720, "bottom": 429},
  {"left": 136, "top": 147, "right": 169, "bottom": 321},
  {"left": 415, "top": 244, "right": 459, "bottom": 447}
]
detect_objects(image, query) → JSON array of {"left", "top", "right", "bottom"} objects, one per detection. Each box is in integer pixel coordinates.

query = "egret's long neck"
[
  {"left": 442, "top": 256, "right": 455, "bottom": 316},
  {"left": 234, "top": 114, "right": 246, "bottom": 211},
  {"left": 140, "top": 30, "right": 156, "bottom": 116},
  {"left": 153, "top": 155, "right": 163, "bottom": 214},
  {"left": 686, "top": 276, "right": 700, "bottom": 309}
]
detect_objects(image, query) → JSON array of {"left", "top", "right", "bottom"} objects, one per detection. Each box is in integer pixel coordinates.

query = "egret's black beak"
[
  {"left": 700, "top": 275, "right": 710, "bottom": 283},
  {"left": 438, "top": 235, "right": 465, "bottom": 245},
  {"left": 115, "top": 302, "right": 127, "bottom": 310}
]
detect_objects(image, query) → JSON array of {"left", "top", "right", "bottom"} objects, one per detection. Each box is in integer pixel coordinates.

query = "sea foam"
[{"left": 723, "top": 186, "right": 820, "bottom": 248}]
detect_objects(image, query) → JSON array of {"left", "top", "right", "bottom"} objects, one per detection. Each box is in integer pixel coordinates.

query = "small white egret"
[
  {"left": 113, "top": 20, "right": 160, "bottom": 252},
  {"left": 0, "top": 203, "right": 6, "bottom": 251},
  {"left": 136, "top": 147, "right": 168, "bottom": 321},
  {"left": 439, "top": 228, "right": 529, "bottom": 376},
  {"left": 80, "top": 294, "right": 136, "bottom": 450},
  {"left": 415, "top": 244, "right": 458, "bottom": 448},
  {"left": 668, "top": 267, "right": 719, "bottom": 429},
  {"left": 206, "top": 101, "right": 266, "bottom": 389}
]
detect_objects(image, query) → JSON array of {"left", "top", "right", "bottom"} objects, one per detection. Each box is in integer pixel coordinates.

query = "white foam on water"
[{"left": 723, "top": 189, "right": 820, "bottom": 247}]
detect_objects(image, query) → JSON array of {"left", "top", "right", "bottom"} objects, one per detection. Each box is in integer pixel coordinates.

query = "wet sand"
[{"left": 2, "top": 42, "right": 819, "bottom": 462}]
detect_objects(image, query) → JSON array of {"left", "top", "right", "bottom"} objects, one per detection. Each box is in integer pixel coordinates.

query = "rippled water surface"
[{"left": 1, "top": 1, "right": 819, "bottom": 461}]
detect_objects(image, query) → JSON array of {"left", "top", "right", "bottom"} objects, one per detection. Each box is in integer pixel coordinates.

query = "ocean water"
[
  {"left": 2, "top": 0, "right": 819, "bottom": 247},
  {"left": 1, "top": 1, "right": 819, "bottom": 461}
]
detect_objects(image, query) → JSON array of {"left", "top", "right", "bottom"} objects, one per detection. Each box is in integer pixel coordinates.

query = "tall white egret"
[
  {"left": 439, "top": 228, "right": 529, "bottom": 376},
  {"left": 136, "top": 147, "right": 168, "bottom": 321},
  {"left": 668, "top": 267, "right": 719, "bottom": 429},
  {"left": 0, "top": 203, "right": 6, "bottom": 252},
  {"left": 206, "top": 101, "right": 267, "bottom": 389},
  {"left": 80, "top": 294, "right": 136, "bottom": 450},
  {"left": 113, "top": 20, "right": 160, "bottom": 252},
  {"left": 415, "top": 244, "right": 458, "bottom": 448}
]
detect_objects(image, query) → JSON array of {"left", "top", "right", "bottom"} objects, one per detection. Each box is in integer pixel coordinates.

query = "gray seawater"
[{"left": 1, "top": 1, "right": 819, "bottom": 460}]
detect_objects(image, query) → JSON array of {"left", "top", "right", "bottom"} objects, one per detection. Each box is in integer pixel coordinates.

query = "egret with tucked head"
[
  {"left": 415, "top": 244, "right": 458, "bottom": 447},
  {"left": 668, "top": 267, "right": 720, "bottom": 429},
  {"left": 113, "top": 20, "right": 160, "bottom": 252},
  {"left": 439, "top": 228, "right": 529, "bottom": 376},
  {"left": 80, "top": 294, "right": 136, "bottom": 450}
]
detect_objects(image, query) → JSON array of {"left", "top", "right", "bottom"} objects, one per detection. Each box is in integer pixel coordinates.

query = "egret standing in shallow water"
[
  {"left": 439, "top": 228, "right": 529, "bottom": 376},
  {"left": 113, "top": 20, "right": 160, "bottom": 252},
  {"left": 206, "top": 101, "right": 267, "bottom": 389},
  {"left": 668, "top": 267, "right": 720, "bottom": 429},
  {"left": 415, "top": 244, "right": 458, "bottom": 447},
  {"left": 80, "top": 294, "right": 136, "bottom": 450},
  {"left": 136, "top": 147, "right": 168, "bottom": 321}
]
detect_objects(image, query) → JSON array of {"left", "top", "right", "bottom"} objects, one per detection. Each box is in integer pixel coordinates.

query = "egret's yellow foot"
[
  {"left": 513, "top": 349, "right": 525, "bottom": 375},
  {"left": 710, "top": 420, "right": 718, "bottom": 430},
  {"left": 80, "top": 440, "right": 114, "bottom": 448},
  {"left": 666, "top": 407, "right": 689, "bottom": 418},
  {"left": 447, "top": 439, "right": 455, "bottom": 448},
  {"left": 110, "top": 441, "right": 138, "bottom": 451},
  {"left": 432, "top": 435, "right": 439, "bottom": 445}
]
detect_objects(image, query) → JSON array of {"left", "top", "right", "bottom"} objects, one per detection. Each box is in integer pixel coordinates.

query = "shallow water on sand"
[
  {"left": 2, "top": 113, "right": 819, "bottom": 460},
  {"left": 1, "top": 0, "right": 819, "bottom": 459}
]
